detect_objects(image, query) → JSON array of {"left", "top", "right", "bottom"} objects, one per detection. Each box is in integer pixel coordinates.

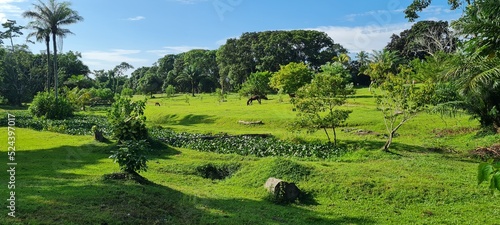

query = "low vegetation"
[{"left": 1, "top": 89, "right": 499, "bottom": 224}]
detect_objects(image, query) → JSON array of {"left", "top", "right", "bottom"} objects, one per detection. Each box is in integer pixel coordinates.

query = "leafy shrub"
[
  {"left": 110, "top": 140, "right": 150, "bottom": 173},
  {"left": 108, "top": 96, "right": 148, "bottom": 141},
  {"left": 195, "top": 163, "right": 241, "bottom": 180},
  {"left": 0, "top": 111, "right": 111, "bottom": 136},
  {"left": 28, "top": 92, "right": 74, "bottom": 119},
  {"left": 165, "top": 85, "right": 175, "bottom": 98},
  {"left": 121, "top": 88, "right": 134, "bottom": 97},
  {"left": 150, "top": 127, "right": 347, "bottom": 159}
]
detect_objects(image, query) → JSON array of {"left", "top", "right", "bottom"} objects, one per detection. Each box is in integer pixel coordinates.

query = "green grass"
[{"left": 1, "top": 88, "right": 499, "bottom": 224}]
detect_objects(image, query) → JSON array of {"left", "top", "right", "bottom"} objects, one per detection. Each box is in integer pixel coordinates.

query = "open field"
[{"left": 1, "top": 88, "right": 499, "bottom": 224}]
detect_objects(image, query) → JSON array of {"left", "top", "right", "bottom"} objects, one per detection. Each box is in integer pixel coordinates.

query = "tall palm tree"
[
  {"left": 25, "top": 20, "right": 51, "bottom": 91},
  {"left": 23, "top": 0, "right": 83, "bottom": 100}
]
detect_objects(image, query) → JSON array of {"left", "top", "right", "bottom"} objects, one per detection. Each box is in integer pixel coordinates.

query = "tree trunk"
[
  {"left": 46, "top": 36, "right": 51, "bottom": 92},
  {"left": 382, "top": 130, "right": 394, "bottom": 151},
  {"left": 332, "top": 126, "right": 337, "bottom": 146},
  {"left": 264, "top": 177, "right": 300, "bottom": 203},
  {"left": 323, "top": 128, "right": 331, "bottom": 143},
  {"left": 191, "top": 80, "right": 195, "bottom": 97},
  {"left": 52, "top": 32, "right": 58, "bottom": 100}
]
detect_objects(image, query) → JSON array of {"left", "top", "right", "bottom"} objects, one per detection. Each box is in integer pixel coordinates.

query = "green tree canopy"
[
  {"left": 292, "top": 62, "right": 355, "bottom": 145},
  {"left": 269, "top": 62, "right": 313, "bottom": 95}
]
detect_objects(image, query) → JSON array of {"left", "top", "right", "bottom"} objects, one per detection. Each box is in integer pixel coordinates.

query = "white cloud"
[
  {"left": 0, "top": 0, "right": 24, "bottom": 22},
  {"left": 308, "top": 23, "right": 412, "bottom": 54},
  {"left": 147, "top": 45, "right": 209, "bottom": 56},
  {"left": 127, "top": 16, "right": 145, "bottom": 21},
  {"left": 81, "top": 49, "right": 150, "bottom": 72}
]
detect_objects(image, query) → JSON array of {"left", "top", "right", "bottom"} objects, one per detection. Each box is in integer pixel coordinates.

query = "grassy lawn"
[{"left": 1, "top": 88, "right": 499, "bottom": 224}]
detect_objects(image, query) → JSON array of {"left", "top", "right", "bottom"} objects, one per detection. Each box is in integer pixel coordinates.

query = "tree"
[
  {"left": 176, "top": 65, "right": 203, "bottom": 97},
  {"left": 217, "top": 30, "right": 346, "bottom": 90},
  {"left": 238, "top": 71, "right": 273, "bottom": 97},
  {"left": 25, "top": 20, "right": 52, "bottom": 91},
  {"left": 108, "top": 96, "right": 149, "bottom": 174},
  {"left": 385, "top": 20, "right": 457, "bottom": 60},
  {"left": 291, "top": 62, "right": 355, "bottom": 145},
  {"left": 364, "top": 50, "right": 401, "bottom": 88},
  {"left": 452, "top": 0, "right": 500, "bottom": 57},
  {"left": 138, "top": 71, "right": 162, "bottom": 97},
  {"left": 108, "top": 96, "right": 148, "bottom": 141},
  {"left": 427, "top": 0, "right": 500, "bottom": 133},
  {"left": 269, "top": 62, "right": 313, "bottom": 95},
  {"left": 0, "top": 20, "right": 24, "bottom": 52},
  {"left": 23, "top": 0, "right": 83, "bottom": 100},
  {"left": 447, "top": 50, "right": 500, "bottom": 132},
  {"left": 371, "top": 66, "right": 423, "bottom": 151},
  {"left": 57, "top": 51, "right": 90, "bottom": 86},
  {"left": 109, "top": 62, "right": 133, "bottom": 94},
  {"left": 404, "top": 0, "right": 470, "bottom": 22}
]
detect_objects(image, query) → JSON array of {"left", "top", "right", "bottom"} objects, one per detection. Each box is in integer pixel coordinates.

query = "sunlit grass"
[{"left": 0, "top": 87, "right": 498, "bottom": 224}]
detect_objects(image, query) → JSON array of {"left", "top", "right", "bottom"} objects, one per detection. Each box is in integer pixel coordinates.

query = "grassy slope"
[{"left": 1, "top": 88, "right": 499, "bottom": 224}]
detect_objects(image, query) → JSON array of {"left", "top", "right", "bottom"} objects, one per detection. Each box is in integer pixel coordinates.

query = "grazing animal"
[
  {"left": 247, "top": 95, "right": 268, "bottom": 105},
  {"left": 155, "top": 102, "right": 160, "bottom": 106},
  {"left": 288, "top": 93, "right": 296, "bottom": 98}
]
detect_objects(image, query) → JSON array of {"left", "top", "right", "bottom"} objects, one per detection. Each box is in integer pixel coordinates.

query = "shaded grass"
[{"left": 0, "top": 129, "right": 499, "bottom": 224}]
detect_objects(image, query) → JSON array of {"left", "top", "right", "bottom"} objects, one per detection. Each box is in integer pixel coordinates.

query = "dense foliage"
[
  {"left": 150, "top": 127, "right": 347, "bottom": 159},
  {"left": 0, "top": 111, "right": 110, "bottom": 136},
  {"left": 108, "top": 96, "right": 148, "bottom": 141},
  {"left": 29, "top": 91, "right": 74, "bottom": 119},
  {"left": 110, "top": 140, "right": 150, "bottom": 173}
]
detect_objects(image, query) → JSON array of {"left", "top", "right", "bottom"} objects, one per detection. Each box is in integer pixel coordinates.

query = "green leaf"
[
  {"left": 478, "top": 163, "right": 493, "bottom": 185},
  {"left": 494, "top": 173, "right": 500, "bottom": 191}
]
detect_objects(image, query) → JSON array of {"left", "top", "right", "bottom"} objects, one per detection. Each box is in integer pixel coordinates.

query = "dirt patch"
[
  {"left": 470, "top": 144, "right": 500, "bottom": 160},
  {"left": 432, "top": 127, "right": 478, "bottom": 137}
]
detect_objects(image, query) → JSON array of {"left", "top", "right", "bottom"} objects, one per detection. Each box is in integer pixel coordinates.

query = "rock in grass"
[{"left": 264, "top": 177, "right": 300, "bottom": 203}]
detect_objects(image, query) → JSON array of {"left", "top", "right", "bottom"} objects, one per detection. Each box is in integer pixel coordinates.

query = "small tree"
[
  {"left": 372, "top": 66, "right": 423, "bottom": 151},
  {"left": 110, "top": 140, "right": 150, "bottom": 173},
  {"left": 239, "top": 71, "right": 273, "bottom": 97},
  {"left": 269, "top": 62, "right": 313, "bottom": 95},
  {"left": 165, "top": 84, "right": 175, "bottom": 98},
  {"left": 108, "top": 96, "right": 148, "bottom": 141},
  {"left": 108, "top": 96, "right": 149, "bottom": 173},
  {"left": 292, "top": 62, "right": 355, "bottom": 145}
]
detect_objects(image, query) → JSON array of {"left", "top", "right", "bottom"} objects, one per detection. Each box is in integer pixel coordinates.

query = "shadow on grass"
[
  {"left": 156, "top": 114, "right": 215, "bottom": 126},
  {"left": 5, "top": 143, "right": 376, "bottom": 225}
]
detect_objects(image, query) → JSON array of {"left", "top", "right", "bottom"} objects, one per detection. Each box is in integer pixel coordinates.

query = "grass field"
[{"left": 1, "top": 88, "right": 499, "bottom": 224}]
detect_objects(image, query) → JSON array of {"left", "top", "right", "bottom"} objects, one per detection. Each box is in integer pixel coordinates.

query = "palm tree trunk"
[
  {"left": 52, "top": 32, "right": 58, "bottom": 100},
  {"left": 45, "top": 36, "right": 51, "bottom": 92}
]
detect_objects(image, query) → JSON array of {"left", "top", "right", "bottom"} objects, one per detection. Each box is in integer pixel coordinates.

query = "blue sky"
[{"left": 1, "top": 0, "right": 462, "bottom": 74}]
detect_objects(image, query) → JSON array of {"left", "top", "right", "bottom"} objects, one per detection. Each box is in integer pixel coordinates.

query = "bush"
[
  {"left": 121, "top": 88, "right": 134, "bottom": 97},
  {"left": 108, "top": 96, "right": 148, "bottom": 141},
  {"left": 165, "top": 85, "right": 175, "bottom": 98},
  {"left": 110, "top": 140, "right": 150, "bottom": 173},
  {"left": 28, "top": 92, "right": 74, "bottom": 119}
]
